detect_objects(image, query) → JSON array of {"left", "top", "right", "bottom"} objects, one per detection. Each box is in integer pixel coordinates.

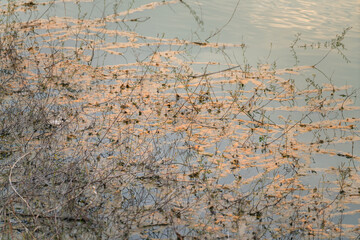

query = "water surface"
[{"left": 1, "top": 1, "right": 359, "bottom": 239}]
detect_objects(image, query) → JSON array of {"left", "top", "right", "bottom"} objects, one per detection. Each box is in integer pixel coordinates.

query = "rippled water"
[
  {"left": 135, "top": 0, "right": 360, "bottom": 88},
  {"left": 1, "top": 1, "right": 359, "bottom": 239},
  {"left": 30, "top": 0, "right": 359, "bottom": 89}
]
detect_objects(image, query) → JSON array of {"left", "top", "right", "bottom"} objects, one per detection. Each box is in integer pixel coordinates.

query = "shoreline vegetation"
[{"left": 1, "top": 1, "right": 359, "bottom": 239}]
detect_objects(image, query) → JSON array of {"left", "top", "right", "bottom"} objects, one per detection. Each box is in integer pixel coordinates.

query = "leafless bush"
[{"left": 0, "top": 1, "right": 359, "bottom": 239}]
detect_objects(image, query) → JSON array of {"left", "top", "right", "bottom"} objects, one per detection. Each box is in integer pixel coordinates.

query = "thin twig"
[
  {"left": 265, "top": 99, "right": 326, "bottom": 146},
  {"left": 205, "top": 0, "right": 241, "bottom": 42},
  {"left": 9, "top": 152, "right": 33, "bottom": 214},
  {"left": 188, "top": 65, "right": 241, "bottom": 78},
  {"left": 313, "top": 49, "right": 332, "bottom": 67}
]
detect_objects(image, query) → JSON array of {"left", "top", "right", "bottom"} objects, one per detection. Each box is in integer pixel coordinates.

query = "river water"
[
  {"left": 133, "top": 0, "right": 360, "bottom": 89},
  {"left": 36, "top": 0, "right": 359, "bottom": 89},
  {"left": 2, "top": 0, "right": 359, "bottom": 238},
  {"left": 55, "top": 0, "right": 360, "bottom": 233}
]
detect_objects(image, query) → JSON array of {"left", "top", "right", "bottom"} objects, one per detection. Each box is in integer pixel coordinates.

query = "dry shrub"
[{"left": 0, "top": 1, "right": 359, "bottom": 239}]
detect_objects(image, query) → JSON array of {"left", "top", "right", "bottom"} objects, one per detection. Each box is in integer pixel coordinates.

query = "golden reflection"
[{"left": 0, "top": 1, "right": 359, "bottom": 239}]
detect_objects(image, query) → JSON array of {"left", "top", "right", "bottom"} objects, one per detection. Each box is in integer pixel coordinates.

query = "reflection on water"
[
  {"left": 247, "top": 0, "right": 358, "bottom": 32},
  {"left": 0, "top": 1, "right": 359, "bottom": 239},
  {"left": 182, "top": 0, "right": 360, "bottom": 88}
]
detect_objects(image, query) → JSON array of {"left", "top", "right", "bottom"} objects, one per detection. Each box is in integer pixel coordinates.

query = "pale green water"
[
  {"left": 135, "top": 0, "right": 360, "bottom": 89},
  {"left": 34, "top": 0, "right": 360, "bottom": 90},
  {"left": 1, "top": 1, "right": 359, "bottom": 238},
  {"left": 34, "top": 0, "right": 360, "bottom": 88}
]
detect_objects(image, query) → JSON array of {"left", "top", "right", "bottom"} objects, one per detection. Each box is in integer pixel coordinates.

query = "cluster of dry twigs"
[{"left": 0, "top": 1, "right": 359, "bottom": 239}]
